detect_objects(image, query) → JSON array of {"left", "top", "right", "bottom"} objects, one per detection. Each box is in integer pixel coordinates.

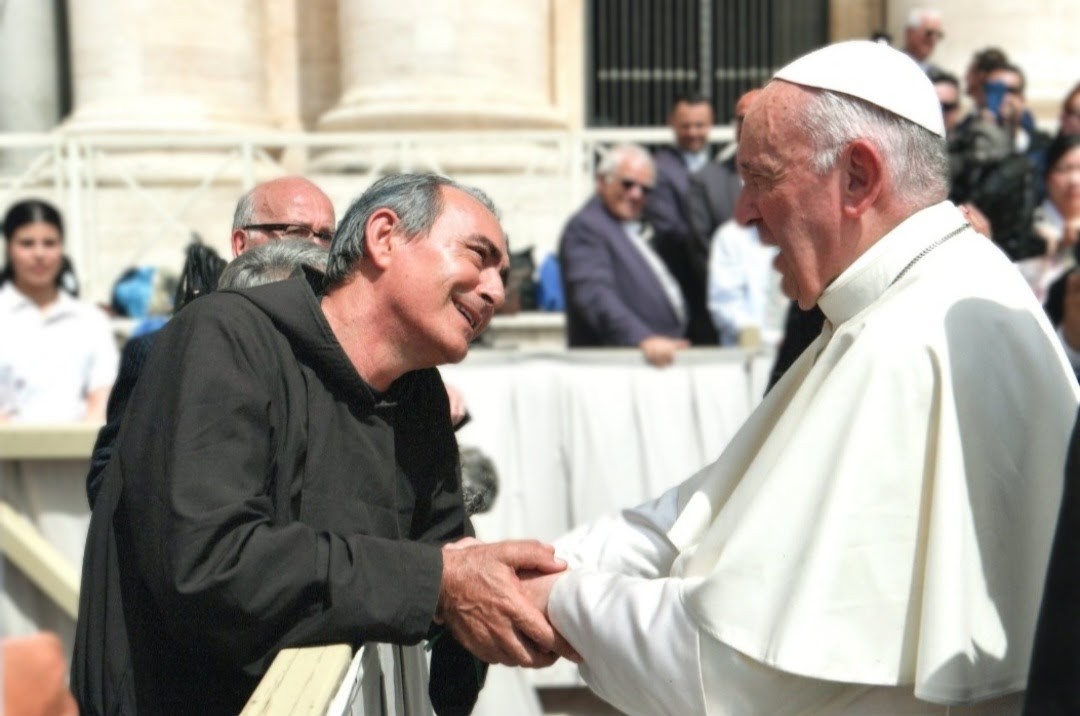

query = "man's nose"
[
  {"left": 481, "top": 268, "right": 506, "bottom": 309},
  {"left": 734, "top": 187, "right": 758, "bottom": 227}
]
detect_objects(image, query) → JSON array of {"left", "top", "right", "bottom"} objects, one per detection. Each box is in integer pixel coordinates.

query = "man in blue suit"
[{"left": 558, "top": 143, "right": 689, "bottom": 367}]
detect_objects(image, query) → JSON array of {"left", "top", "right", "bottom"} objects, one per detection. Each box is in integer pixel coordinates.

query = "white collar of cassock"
[{"left": 817, "top": 200, "right": 967, "bottom": 328}]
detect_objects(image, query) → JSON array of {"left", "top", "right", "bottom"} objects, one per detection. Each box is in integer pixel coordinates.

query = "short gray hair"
[
  {"left": 906, "top": 7, "right": 941, "bottom": 29},
  {"left": 596, "top": 143, "right": 654, "bottom": 180},
  {"left": 798, "top": 88, "right": 949, "bottom": 211},
  {"left": 232, "top": 187, "right": 256, "bottom": 231},
  {"left": 325, "top": 174, "right": 500, "bottom": 287},
  {"left": 218, "top": 239, "right": 329, "bottom": 290}
]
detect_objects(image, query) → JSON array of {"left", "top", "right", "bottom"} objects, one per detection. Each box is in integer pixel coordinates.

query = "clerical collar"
[{"left": 817, "top": 201, "right": 971, "bottom": 327}]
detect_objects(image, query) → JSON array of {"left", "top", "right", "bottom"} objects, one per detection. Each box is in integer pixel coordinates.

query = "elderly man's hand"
[
  {"left": 638, "top": 335, "right": 689, "bottom": 367},
  {"left": 437, "top": 540, "right": 577, "bottom": 667}
]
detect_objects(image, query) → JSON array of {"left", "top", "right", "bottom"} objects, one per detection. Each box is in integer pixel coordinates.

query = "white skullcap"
[{"left": 773, "top": 40, "right": 946, "bottom": 138}]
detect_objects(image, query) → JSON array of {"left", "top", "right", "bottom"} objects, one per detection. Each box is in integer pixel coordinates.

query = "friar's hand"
[{"left": 437, "top": 540, "right": 577, "bottom": 667}]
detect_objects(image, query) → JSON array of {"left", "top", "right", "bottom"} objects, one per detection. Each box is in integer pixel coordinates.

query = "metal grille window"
[{"left": 588, "top": 0, "right": 829, "bottom": 127}]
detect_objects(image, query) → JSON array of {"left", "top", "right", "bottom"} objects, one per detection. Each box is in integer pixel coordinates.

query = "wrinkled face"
[
  {"left": 1048, "top": 146, "right": 1080, "bottom": 219},
  {"left": 234, "top": 180, "right": 337, "bottom": 256},
  {"left": 669, "top": 101, "right": 714, "bottom": 153},
  {"left": 733, "top": 90, "right": 762, "bottom": 142},
  {"left": 935, "top": 81, "right": 961, "bottom": 132},
  {"left": 904, "top": 16, "right": 943, "bottom": 62},
  {"left": 734, "top": 83, "right": 845, "bottom": 309},
  {"left": 597, "top": 155, "right": 656, "bottom": 222},
  {"left": 1061, "top": 92, "right": 1080, "bottom": 137},
  {"left": 6, "top": 221, "right": 63, "bottom": 294},
  {"left": 386, "top": 187, "right": 509, "bottom": 365}
]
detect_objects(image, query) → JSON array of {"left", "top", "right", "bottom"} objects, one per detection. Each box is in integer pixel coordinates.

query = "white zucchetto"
[{"left": 773, "top": 40, "right": 946, "bottom": 138}]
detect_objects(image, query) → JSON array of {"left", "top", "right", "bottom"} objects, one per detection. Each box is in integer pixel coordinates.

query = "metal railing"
[{"left": 0, "top": 126, "right": 736, "bottom": 300}]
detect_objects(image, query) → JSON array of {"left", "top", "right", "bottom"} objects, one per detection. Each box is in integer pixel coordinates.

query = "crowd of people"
[
  {"left": 556, "top": 7, "right": 1080, "bottom": 382},
  {"left": 2, "top": 14, "right": 1080, "bottom": 716}
]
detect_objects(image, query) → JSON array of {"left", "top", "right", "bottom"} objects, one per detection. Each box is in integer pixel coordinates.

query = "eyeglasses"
[
  {"left": 243, "top": 224, "right": 334, "bottom": 244},
  {"left": 618, "top": 177, "right": 654, "bottom": 194},
  {"left": 940, "top": 101, "right": 959, "bottom": 112},
  {"left": 923, "top": 29, "right": 944, "bottom": 40}
]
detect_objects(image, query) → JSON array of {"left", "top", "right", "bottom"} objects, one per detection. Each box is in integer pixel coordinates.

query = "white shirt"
[
  {"left": 682, "top": 150, "right": 710, "bottom": 174},
  {"left": 0, "top": 282, "right": 119, "bottom": 422},
  {"left": 706, "top": 220, "right": 784, "bottom": 345},
  {"left": 548, "top": 201, "right": 1079, "bottom": 715}
]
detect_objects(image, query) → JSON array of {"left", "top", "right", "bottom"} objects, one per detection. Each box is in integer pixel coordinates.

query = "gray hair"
[
  {"left": 218, "top": 239, "right": 329, "bottom": 290},
  {"left": 596, "top": 143, "right": 654, "bottom": 180},
  {"left": 232, "top": 187, "right": 256, "bottom": 231},
  {"left": 906, "top": 7, "right": 941, "bottom": 29},
  {"left": 326, "top": 174, "right": 500, "bottom": 287},
  {"left": 798, "top": 88, "right": 949, "bottom": 211}
]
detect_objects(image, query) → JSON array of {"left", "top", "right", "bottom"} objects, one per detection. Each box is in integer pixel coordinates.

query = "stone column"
[
  {"left": 319, "top": 0, "right": 566, "bottom": 131},
  {"left": 0, "top": 0, "right": 63, "bottom": 133},
  {"left": 0, "top": 0, "right": 64, "bottom": 172},
  {"left": 64, "top": 0, "right": 272, "bottom": 132}
]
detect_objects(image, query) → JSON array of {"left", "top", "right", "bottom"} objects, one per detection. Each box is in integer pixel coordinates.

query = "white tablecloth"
[{"left": 441, "top": 347, "right": 770, "bottom": 542}]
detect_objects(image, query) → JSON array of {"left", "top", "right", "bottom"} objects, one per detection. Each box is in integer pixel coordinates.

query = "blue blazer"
[{"left": 558, "top": 196, "right": 685, "bottom": 347}]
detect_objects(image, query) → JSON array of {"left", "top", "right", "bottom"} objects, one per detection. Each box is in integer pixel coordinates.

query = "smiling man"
[
  {"left": 559, "top": 143, "right": 690, "bottom": 366},
  {"left": 73, "top": 174, "right": 575, "bottom": 715},
  {"left": 526, "top": 41, "right": 1080, "bottom": 715}
]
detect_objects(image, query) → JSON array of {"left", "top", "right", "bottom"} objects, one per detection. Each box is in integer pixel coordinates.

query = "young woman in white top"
[{"left": 0, "top": 199, "right": 118, "bottom": 423}]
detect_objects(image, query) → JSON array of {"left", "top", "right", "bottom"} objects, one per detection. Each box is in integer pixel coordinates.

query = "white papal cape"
[{"left": 549, "top": 201, "right": 1080, "bottom": 715}]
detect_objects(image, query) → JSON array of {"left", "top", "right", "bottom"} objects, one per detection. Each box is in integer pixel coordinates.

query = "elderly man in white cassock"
[{"left": 523, "top": 40, "right": 1080, "bottom": 715}]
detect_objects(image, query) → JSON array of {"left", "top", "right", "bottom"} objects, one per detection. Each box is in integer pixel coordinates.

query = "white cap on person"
[{"left": 773, "top": 40, "right": 946, "bottom": 139}]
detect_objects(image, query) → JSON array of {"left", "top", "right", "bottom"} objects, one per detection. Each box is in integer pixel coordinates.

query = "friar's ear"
[{"left": 363, "top": 208, "right": 403, "bottom": 269}]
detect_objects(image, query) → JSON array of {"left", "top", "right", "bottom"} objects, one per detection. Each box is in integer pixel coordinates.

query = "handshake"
[{"left": 436, "top": 537, "right": 581, "bottom": 667}]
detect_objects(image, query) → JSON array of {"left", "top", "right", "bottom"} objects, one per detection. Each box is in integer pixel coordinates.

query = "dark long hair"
[{"left": 0, "top": 198, "right": 76, "bottom": 294}]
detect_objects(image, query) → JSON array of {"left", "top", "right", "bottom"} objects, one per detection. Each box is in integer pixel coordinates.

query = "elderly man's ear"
[{"left": 840, "top": 139, "right": 884, "bottom": 219}]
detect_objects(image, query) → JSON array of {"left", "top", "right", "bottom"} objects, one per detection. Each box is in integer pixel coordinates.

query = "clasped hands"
[{"left": 436, "top": 537, "right": 581, "bottom": 668}]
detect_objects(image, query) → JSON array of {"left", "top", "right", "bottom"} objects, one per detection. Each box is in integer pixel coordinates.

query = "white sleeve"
[
  {"left": 707, "top": 222, "right": 753, "bottom": 343},
  {"left": 547, "top": 570, "right": 709, "bottom": 716},
  {"left": 86, "top": 307, "right": 120, "bottom": 392},
  {"left": 554, "top": 483, "right": 681, "bottom": 578}
]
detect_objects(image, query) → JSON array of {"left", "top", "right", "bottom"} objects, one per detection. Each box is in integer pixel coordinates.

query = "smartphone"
[{"left": 984, "top": 80, "right": 1008, "bottom": 119}]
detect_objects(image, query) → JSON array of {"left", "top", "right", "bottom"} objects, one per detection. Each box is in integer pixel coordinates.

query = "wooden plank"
[
  {"left": 0, "top": 425, "right": 99, "bottom": 460},
  {"left": 0, "top": 501, "right": 80, "bottom": 618},
  {"left": 241, "top": 644, "right": 352, "bottom": 716}
]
